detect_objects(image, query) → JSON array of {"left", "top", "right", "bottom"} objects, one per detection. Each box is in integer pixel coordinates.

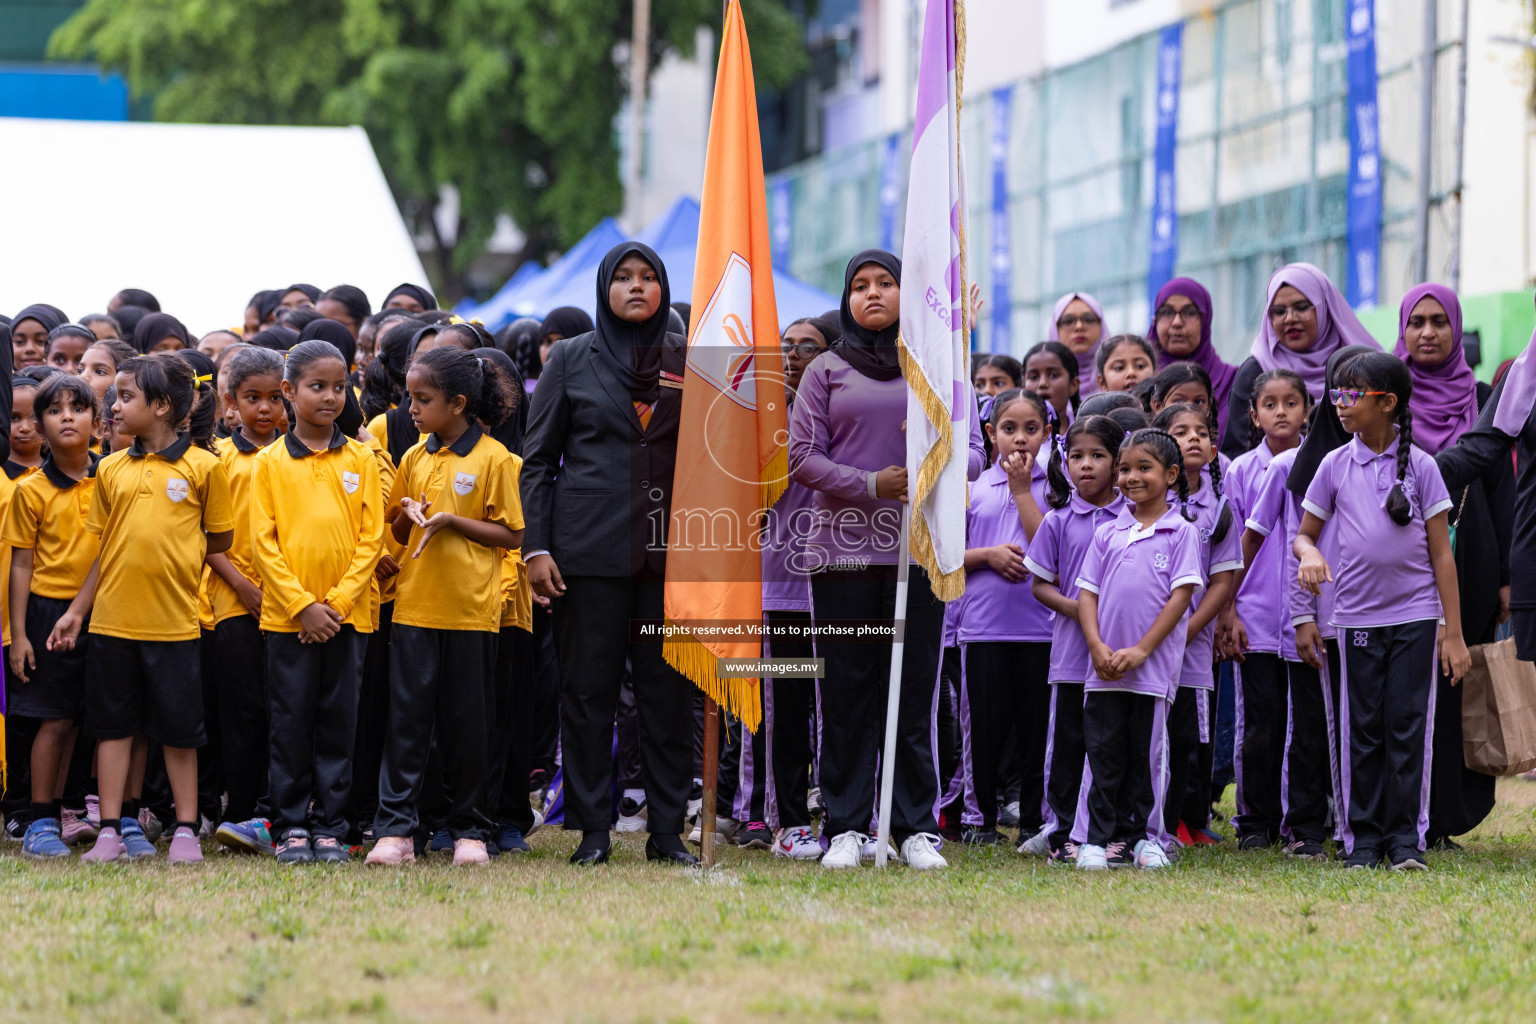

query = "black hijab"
[
  {"left": 384, "top": 283, "right": 437, "bottom": 311},
  {"left": 249, "top": 325, "right": 300, "bottom": 352},
  {"left": 595, "top": 241, "right": 673, "bottom": 404},
  {"left": 496, "top": 316, "right": 543, "bottom": 380},
  {"left": 836, "top": 249, "right": 903, "bottom": 382},
  {"left": 298, "top": 318, "right": 357, "bottom": 370},
  {"left": 540, "top": 306, "right": 594, "bottom": 341},
  {"left": 283, "top": 283, "right": 321, "bottom": 303},
  {"left": 112, "top": 305, "right": 150, "bottom": 340},
  {"left": 12, "top": 304, "right": 67, "bottom": 335},
  {"left": 131, "top": 312, "right": 191, "bottom": 354},
  {"left": 252, "top": 289, "right": 282, "bottom": 325},
  {"left": 1286, "top": 343, "right": 1379, "bottom": 497}
]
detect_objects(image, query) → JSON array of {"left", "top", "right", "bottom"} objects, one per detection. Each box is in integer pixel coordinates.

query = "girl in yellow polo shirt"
[
  {"left": 251, "top": 340, "right": 384, "bottom": 865},
  {"left": 367, "top": 346, "right": 522, "bottom": 867},
  {"left": 4, "top": 375, "right": 101, "bottom": 858},
  {"left": 53, "top": 353, "right": 233, "bottom": 865}
]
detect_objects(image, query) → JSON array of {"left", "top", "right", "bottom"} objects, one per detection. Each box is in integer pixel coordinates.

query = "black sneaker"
[
  {"left": 312, "top": 836, "right": 350, "bottom": 864},
  {"left": 498, "top": 825, "right": 530, "bottom": 854},
  {"left": 1388, "top": 847, "right": 1428, "bottom": 871},
  {"left": 3, "top": 816, "right": 26, "bottom": 843},
  {"left": 961, "top": 827, "right": 1002, "bottom": 847},
  {"left": 276, "top": 829, "right": 315, "bottom": 864},
  {"left": 1284, "top": 840, "right": 1327, "bottom": 860},
  {"left": 736, "top": 821, "right": 773, "bottom": 849},
  {"left": 1344, "top": 847, "right": 1383, "bottom": 870},
  {"left": 1237, "top": 832, "right": 1270, "bottom": 851},
  {"left": 1104, "top": 840, "right": 1130, "bottom": 869}
]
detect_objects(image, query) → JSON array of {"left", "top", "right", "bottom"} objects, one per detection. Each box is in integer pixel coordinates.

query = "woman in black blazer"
[{"left": 520, "top": 242, "right": 698, "bottom": 865}]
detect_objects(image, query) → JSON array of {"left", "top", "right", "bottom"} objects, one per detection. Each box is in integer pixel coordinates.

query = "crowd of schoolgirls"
[{"left": 0, "top": 248, "right": 1525, "bottom": 875}]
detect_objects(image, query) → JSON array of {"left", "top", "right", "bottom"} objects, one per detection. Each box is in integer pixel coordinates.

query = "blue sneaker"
[
  {"left": 428, "top": 827, "right": 452, "bottom": 853},
  {"left": 119, "top": 818, "right": 157, "bottom": 860},
  {"left": 497, "top": 825, "right": 530, "bottom": 854},
  {"left": 22, "top": 818, "right": 72, "bottom": 859},
  {"left": 216, "top": 818, "right": 276, "bottom": 856}
]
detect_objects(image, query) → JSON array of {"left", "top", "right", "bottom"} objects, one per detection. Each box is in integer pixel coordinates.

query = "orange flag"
[{"left": 662, "top": 0, "right": 786, "bottom": 733}]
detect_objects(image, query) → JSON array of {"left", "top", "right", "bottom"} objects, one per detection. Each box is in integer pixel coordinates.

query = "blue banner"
[
  {"left": 1345, "top": 0, "right": 1380, "bottom": 309},
  {"left": 989, "top": 85, "right": 1013, "bottom": 352},
  {"left": 1147, "top": 23, "right": 1182, "bottom": 311},
  {"left": 878, "top": 132, "right": 902, "bottom": 252},
  {"left": 770, "top": 177, "right": 792, "bottom": 271}
]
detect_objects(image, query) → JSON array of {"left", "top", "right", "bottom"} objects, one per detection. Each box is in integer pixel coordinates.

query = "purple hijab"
[
  {"left": 1146, "top": 277, "right": 1237, "bottom": 423},
  {"left": 1492, "top": 291, "right": 1536, "bottom": 437},
  {"left": 1393, "top": 283, "right": 1477, "bottom": 455},
  {"left": 1047, "top": 292, "right": 1106, "bottom": 397},
  {"left": 1251, "top": 262, "right": 1378, "bottom": 400}
]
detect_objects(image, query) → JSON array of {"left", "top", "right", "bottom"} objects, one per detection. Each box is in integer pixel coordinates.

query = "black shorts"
[
  {"left": 84, "top": 634, "right": 206, "bottom": 748},
  {"left": 6, "top": 594, "right": 88, "bottom": 721}
]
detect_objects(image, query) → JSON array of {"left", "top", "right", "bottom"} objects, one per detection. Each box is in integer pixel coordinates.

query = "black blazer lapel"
[{"left": 585, "top": 337, "right": 643, "bottom": 437}]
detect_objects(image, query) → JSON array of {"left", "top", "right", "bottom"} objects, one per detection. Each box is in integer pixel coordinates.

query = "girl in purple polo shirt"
[
  {"left": 1026, "top": 414, "right": 1125, "bottom": 862},
  {"left": 1296, "top": 351, "right": 1468, "bottom": 871},
  {"left": 957, "top": 388, "right": 1052, "bottom": 847},
  {"left": 1023, "top": 341, "right": 1081, "bottom": 427},
  {"left": 1075, "top": 429, "right": 1204, "bottom": 870},
  {"left": 1152, "top": 404, "right": 1242, "bottom": 851}
]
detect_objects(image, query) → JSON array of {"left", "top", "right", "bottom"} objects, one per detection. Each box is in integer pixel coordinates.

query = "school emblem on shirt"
[
  {"left": 165, "top": 478, "right": 189, "bottom": 503},
  {"left": 342, "top": 471, "right": 360, "bottom": 494},
  {"left": 453, "top": 472, "right": 477, "bottom": 496},
  {"left": 1153, "top": 553, "right": 1169, "bottom": 570}
]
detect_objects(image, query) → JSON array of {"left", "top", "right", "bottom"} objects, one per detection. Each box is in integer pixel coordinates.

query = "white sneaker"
[
  {"left": 822, "top": 831, "right": 866, "bottom": 869},
  {"left": 1017, "top": 825, "right": 1051, "bottom": 856},
  {"left": 861, "top": 835, "right": 899, "bottom": 864},
  {"left": 526, "top": 807, "right": 544, "bottom": 838},
  {"left": 773, "top": 825, "right": 823, "bottom": 861},
  {"left": 1076, "top": 843, "right": 1109, "bottom": 870},
  {"left": 1134, "top": 838, "right": 1171, "bottom": 869},
  {"left": 899, "top": 832, "right": 948, "bottom": 871},
  {"left": 614, "top": 796, "right": 647, "bottom": 833},
  {"left": 686, "top": 823, "right": 702, "bottom": 846}
]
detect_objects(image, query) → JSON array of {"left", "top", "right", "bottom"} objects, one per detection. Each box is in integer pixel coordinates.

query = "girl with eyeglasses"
[{"left": 1147, "top": 279, "right": 1238, "bottom": 441}]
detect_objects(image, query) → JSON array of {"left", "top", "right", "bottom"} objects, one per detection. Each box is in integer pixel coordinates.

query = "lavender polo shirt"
[
  {"left": 788, "top": 350, "right": 985, "bottom": 569},
  {"left": 958, "top": 460, "right": 1051, "bottom": 643},
  {"left": 1075, "top": 506, "right": 1204, "bottom": 698},
  {"left": 1025, "top": 491, "right": 1123, "bottom": 683},
  {"left": 1228, "top": 444, "right": 1283, "bottom": 655},
  {"left": 1241, "top": 446, "right": 1303, "bottom": 658},
  {"left": 1176, "top": 482, "right": 1243, "bottom": 689},
  {"left": 761, "top": 474, "right": 815, "bottom": 613},
  {"left": 1301, "top": 435, "right": 1453, "bottom": 628}
]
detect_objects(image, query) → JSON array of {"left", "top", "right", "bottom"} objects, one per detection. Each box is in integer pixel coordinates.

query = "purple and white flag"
[{"left": 899, "top": 0, "right": 969, "bottom": 602}]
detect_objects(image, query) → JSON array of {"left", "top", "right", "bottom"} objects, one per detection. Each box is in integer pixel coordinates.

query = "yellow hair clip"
[
  {"left": 194, "top": 373, "right": 213, "bottom": 385},
  {"left": 448, "top": 315, "right": 485, "bottom": 328}
]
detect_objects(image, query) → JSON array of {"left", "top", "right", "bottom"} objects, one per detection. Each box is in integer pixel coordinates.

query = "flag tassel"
[{"left": 663, "top": 625, "right": 763, "bottom": 733}]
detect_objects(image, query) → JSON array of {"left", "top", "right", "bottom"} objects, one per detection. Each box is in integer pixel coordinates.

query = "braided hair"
[
  {"left": 1047, "top": 414, "right": 1125, "bottom": 509},
  {"left": 1153, "top": 401, "right": 1233, "bottom": 543},
  {"left": 1337, "top": 351, "right": 1416, "bottom": 527},
  {"left": 1124, "top": 427, "right": 1196, "bottom": 522}
]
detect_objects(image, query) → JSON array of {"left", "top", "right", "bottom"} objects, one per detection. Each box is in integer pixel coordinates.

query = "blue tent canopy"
[{"left": 461, "top": 197, "right": 838, "bottom": 332}]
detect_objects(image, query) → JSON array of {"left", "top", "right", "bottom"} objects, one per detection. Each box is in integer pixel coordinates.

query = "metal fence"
[{"left": 768, "top": 0, "right": 1460, "bottom": 364}]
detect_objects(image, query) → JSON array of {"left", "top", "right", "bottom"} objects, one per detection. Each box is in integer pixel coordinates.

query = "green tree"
[{"left": 51, "top": 0, "right": 810, "bottom": 301}]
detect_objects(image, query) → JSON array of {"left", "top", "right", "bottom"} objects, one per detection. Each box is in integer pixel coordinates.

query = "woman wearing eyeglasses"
[
  {"left": 1047, "top": 293, "right": 1107, "bottom": 398},
  {"left": 1222, "top": 263, "right": 1379, "bottom": 458},
  {"left": 1147, "top": 279, "right": 1238, "bottom": 440}
]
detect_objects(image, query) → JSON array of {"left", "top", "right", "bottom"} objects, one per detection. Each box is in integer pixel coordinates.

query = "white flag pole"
[{"left": 874, "top": 500, "right": 912, "bottom": 868}]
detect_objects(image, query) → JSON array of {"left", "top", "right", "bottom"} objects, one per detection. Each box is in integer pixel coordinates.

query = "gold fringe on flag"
[{"left": 663, "top": 622, "right": 763, "bottom": 733}]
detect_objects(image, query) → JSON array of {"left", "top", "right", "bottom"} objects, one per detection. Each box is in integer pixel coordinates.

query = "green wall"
[{"left": 1358, "top": 290, "right": 1533, "bottom": 384}]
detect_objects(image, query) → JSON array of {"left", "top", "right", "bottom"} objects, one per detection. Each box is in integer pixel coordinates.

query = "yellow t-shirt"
[
  {"left": 499, "top": 544, "right": 534, "bottom": 633},
  {"left": 250, "top": 427, "right": 384, "bottom": 633},
  {"left": 360, "top": 434, "right": 401, "bottom": 607},
  {"left": 86, "top": 436, "right": 234, "bottom": 642},
  {"left": 390, "top": 425, "right": 523, "bottom": 632},
  {"left": 0, "top": 465, "right": 39, "bottom": 647},
  {"left": 207, "top": 431, "right": 274, "bottom": 625},
  {"left": 2, "top": 456, "right": 101, "bottom": 601}
]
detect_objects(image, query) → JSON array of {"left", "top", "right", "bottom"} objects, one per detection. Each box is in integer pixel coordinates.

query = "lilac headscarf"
[
  {"left": 1491, "top": 291, "right": 1536, "bottom": 437},
  {"left": 1047, "top": 292, "right": 1106, "bottom": 397},
  {"left": 1146, "top": 277, "right": 1237, "bottom": 422},
  {"left": 1251, "top": 262, "right": 1378, "bottom": 400},
  {"left": 1393, "top": 283, "right": 1477, "bottom": 455}
]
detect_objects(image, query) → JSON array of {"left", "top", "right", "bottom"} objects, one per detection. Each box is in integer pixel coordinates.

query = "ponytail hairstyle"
[
  {"left": 118, "top": 352, "right": 196, "bottom": 430},
  {"left": 1047, "top": 414, "right": 1125, "bottom": 509},
  {"left": 1023, "top": 340, "right": 1082, "bottom": 415},
  {"left": 360, "top": 317, "right": 418, "bottom": 420},
  {"left": 1124, "top": 427, "right": 1195, "bottom": 522},
  {"left": 1245, "top": 368, "right": 1310, "bottom": 451},
  {"left": 1335, "top": 350, "right": 1416, "bottom": 526},
  {"left": 411, "top": 347, "right": 517, "bottom": 429},
  {"left": 1153, "top": 402, "right": 1233, "bottom": 543},
  {"left": 1094, "top": 333, "right": 1156, "bottom": 377},
  {"left": 973, "top": 352, "right": 1023, "bottom": 388},
  {"left": 283, "top": 340, "right": 364, "bottom": 437},
  {"left": 1150, "top": 360, "right": 1214, "bottom": 413},
  {"left": 175, "top": 349, "right": 219, "bottom": 453}
]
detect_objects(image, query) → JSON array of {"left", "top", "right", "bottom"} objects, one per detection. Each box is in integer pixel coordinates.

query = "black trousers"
[
  {"left": 937, "top": 645, "right": 962, "bottom": 804},
  {"left": 266, "top": 627, "right": 365, "bottom": 840},
  {"left": 529, "top": 603, "right": 560, "bottom": 777},
  {"left": 554, "top": 577, "right": 693, "bottom": 834},
  {"left": 961, "top": 641, "right": 1050, "bottom": 831},
  {"left": 348, "top": 601, "right": 393, "bottom": 835},
  {"left": 1082, "top": 690, "right": 1159, "bottom": 848},
  {"left": 1163, "top": 686, "right": 1202, "bottom": 834},
  {"left": 198, "top": 629, "right": 224, "bottom": 821},
  {"left": 766, "top": 611, "right": 815, "bottom": 830},
  {"left": 214, "top": 615, "right": 268, "bottom": 823},
  {"left": 375, "top": 624, "right": 496, "bottom": 840},
  {"left": 486, "top": 626, "right": 536, "bottom": 830},
  {"left": 1234, "top": 653, "right": 1286, "bottom": 841},
  {"left": 1045, "top": 682, "right": 1085, "bottom": 850},
  {"left": 1339, "top": 620, "right": 1437, "bottom": 854},
  {"left": 1280, "top": 658, "right": 1332, "bottom": 844},
  {"left": 810, "top": 564, "right": 944, "bottom": 842}
]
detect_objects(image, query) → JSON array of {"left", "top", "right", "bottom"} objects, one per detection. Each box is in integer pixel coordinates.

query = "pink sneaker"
[
  {"left": 453, "top": 838, "right": 489, "bottom": 866},
  {"left": 167, "top": 827, "right": 203, "bottom": 865},
  {"left": 365, "top": 836, "right": 415, "bottom": 866},
  {"left": 61, "top": 808, "right": 98, "bottom": 846},
  {"left": 80, "top": 827, "right": 125, "bottom": 863}
]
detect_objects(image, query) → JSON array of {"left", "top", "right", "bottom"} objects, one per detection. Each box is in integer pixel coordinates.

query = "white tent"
[{"left": 0, "top": 118, "right": 429, "bottom": 336}]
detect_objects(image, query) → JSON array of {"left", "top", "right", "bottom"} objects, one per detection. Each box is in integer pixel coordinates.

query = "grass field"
[{"left": 4, "top": 782, "right": 1536, "bottom": 1024}]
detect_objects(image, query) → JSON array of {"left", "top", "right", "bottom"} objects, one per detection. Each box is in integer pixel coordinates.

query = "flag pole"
[
  {"left": 700, "top": 696, "right": 721, "bottom": 867},
  {"left": 874, "top": 500, "right": 912, "bottom": 868}
]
